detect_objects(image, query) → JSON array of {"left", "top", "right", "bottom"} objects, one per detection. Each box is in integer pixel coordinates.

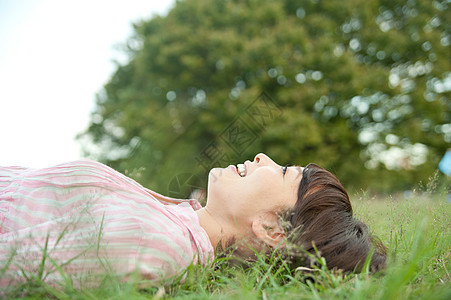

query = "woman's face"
[{"left": 206, "top": 153, "right": 302, "bottom": 225}]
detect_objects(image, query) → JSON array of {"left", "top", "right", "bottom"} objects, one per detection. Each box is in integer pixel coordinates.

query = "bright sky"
[{"left": 0, "top": 0, "right": 174, "bottom": 168}]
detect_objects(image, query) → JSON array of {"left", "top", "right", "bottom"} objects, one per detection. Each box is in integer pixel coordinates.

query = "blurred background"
[
  {"left": 2, "top": 0, "right": 450, "bottom": 197},
  {"left": 0, "top": 0, "right": 174, "bottom": 166}
]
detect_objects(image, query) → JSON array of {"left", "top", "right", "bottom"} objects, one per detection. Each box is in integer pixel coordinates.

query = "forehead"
[
  {"left": 287, "top": 166, "right": 303, "bottom": 183},
  {"left": 281, "top": 166, "right": 302, "bottom": 201}
]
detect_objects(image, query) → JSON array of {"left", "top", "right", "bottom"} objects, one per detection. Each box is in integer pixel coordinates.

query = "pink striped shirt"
[{"left": 0, "top": 159, "right": 214, "bottom": 287}]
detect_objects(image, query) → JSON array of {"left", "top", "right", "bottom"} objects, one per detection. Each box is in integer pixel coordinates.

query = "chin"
[
  {"left": 208, "top": 167, "right": 223, "bottom": 182},
  {"left": 206, "top": 172, "right": 219, "bottom": 200}
]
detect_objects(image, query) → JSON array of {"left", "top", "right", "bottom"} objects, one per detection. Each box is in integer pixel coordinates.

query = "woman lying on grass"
[{"left": 0, "top": 153, "right": 386, "bottom": 288}]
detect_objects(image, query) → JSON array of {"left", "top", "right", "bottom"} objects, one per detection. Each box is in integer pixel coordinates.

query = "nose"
[{"left": 254, "top": 153, "right": 278, "bottom": 166}]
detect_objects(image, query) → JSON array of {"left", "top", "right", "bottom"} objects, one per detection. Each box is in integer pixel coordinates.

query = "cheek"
[
  {"left": 241, "top": 179, "right": 278, "bottom": 208},
  {"left": 251, "top": 172, "right": 281, "bottom": 195},
  {"left": 246, "top": 176, "right": 294, "bottom": 209}
]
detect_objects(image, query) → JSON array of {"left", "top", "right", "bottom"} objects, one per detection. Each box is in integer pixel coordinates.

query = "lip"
[
  {"left": 244, "top": 160, "right": 251, "bottom": 175},
  {"left": 228, "top": 164, "right": 240, "bottom": 176}
]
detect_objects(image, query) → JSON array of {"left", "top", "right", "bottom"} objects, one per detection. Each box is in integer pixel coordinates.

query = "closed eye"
[{"left": 282, "top": 164, "right": 289, "bottom": 177}]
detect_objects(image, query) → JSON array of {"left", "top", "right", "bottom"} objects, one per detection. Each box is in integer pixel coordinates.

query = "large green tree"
[{"left": 79, "top": 0, "right": 450, "bottom": 196}]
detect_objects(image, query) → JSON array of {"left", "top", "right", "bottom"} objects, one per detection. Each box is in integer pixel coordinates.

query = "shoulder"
[{"left": 53, "top": 159, "right": 111, "bottom": 170}]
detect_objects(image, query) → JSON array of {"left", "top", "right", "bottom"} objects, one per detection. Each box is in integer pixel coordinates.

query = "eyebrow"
[{"left": 292, "top": 166, "right": 303, "bottom": 180}]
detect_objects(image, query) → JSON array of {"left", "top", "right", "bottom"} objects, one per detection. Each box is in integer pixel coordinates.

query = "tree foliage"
[{"left": 79, "top": 0, "right": 450, "bottom": 195}]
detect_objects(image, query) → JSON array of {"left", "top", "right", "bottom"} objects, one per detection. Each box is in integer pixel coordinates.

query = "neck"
[{"left": 196, "top": 207, "right": 226, "bottom": 252}]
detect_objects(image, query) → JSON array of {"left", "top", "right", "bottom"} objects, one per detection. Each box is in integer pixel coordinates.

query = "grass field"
[{"left": 2, "top": 189, "right": 450, "bottom": 299}]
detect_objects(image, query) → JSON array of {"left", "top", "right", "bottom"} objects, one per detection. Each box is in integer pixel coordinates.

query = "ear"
[{"left": 251, "top": 214, "right": 286, "bottom": 248}]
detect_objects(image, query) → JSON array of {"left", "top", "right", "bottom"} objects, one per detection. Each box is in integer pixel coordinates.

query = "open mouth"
[{"left": 237, "top": 164, "right": 246, "bottom": 177}]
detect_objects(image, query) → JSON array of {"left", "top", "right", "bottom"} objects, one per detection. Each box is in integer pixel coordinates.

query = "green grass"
[{"left": 2, "top": 191, "right": 450, "bottom": 299}]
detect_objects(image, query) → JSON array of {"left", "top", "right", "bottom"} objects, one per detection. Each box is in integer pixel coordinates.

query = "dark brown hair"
[{"left": 284, "top": 163, "right": 387, "bottom": 273}]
